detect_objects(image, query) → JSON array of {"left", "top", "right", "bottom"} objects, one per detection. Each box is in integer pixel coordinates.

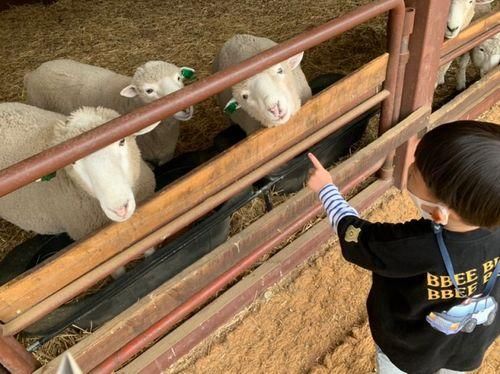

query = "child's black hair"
[{"left": 415, "top": 120, "right": 500, "bottom": 228}]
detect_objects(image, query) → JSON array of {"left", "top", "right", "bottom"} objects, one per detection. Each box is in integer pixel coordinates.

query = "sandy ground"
[{"left": 167, "top": 104, "right": 500, "bottom": 374}]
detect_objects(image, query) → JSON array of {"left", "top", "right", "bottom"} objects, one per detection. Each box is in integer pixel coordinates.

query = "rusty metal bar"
[
  {"left": 378, "top": 3, "right": 406, "bottom": 137},
  {"left": 379, "top": 7, "right": 415, "bottom": 179},
  {"left": 1, "top": 91, "right": 390, "bottom": 337},
  {"left": 121, "top": 179, "right": 392, "bottom": 374},
  {"left": 0, "top": 336, "right": 38, "bottom": 374},
  {"left": 0, "top": 0, "right": 404, "bottom": 198}
]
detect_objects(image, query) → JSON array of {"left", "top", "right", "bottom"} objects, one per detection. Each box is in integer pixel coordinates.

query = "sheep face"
[
  {"left": 446, "top": 0, "right": 475, "bottom": 39},
  {"left": 61, "top": 107, "right": 159, "bottom": 222},
  {"left": 471, "top": 37, "right": 500, "bottom": 76},
  {"left": 230, "top": 53, "right": 304, "bottom": 127},
  {"left": 120, "top": 61, "right": 194, "bottom": 122}
]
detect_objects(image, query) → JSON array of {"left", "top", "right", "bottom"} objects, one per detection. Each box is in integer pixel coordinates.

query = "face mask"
[{"left": 407, "top": 190, "right": 450, "bottom": 225}]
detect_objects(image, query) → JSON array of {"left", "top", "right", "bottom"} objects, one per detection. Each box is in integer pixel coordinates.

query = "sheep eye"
[
  {"left": 177, "top": 75, "right": 182, "bottom": 81},
  {"left": 145, "top": 88, "right": 154, "bottom": 94},
  {"left": 277, "top": 67, "right": 284, "bottom": 74},
  {"left": 119, "top": 139, "right": 126, "bottom": 146},
  {"left": 242, "top": 94, "right": 249, "bottom": 100},
  {"left": 479, "top": 47, "right": 485, "bottom": 52}
]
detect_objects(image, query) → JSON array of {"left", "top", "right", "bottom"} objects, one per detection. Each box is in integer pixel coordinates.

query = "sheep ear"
[
  {"left": 287, "top": 52, "right": 304, "bottom": 70},
  {"left": 133, "top": 121, "right": 161, "bottom": 136},
  {"left": 224, "top": 98, "right": 240, "bottom": 114},
  {"left": 120, "top": 85, "right": 139, "bottom": 98},
  {"left": 180, "top": 67, "right": 196, "bottom": 80}
]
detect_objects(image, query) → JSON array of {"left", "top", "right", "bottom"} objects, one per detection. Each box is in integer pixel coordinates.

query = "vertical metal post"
[
  {"left": 379, "top": 7, "right": 415, "bottom": 179},
  {"left": 393, "top": 0, "right": 451, "bottom": 189},
  {"left": 0, "top": 336, "right": 39, "bottom": 373}
]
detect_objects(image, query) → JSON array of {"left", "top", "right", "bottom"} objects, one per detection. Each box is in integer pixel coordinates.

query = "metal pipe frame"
[{"left": 378, "top": 7, "right": 415, "bottom": 179}]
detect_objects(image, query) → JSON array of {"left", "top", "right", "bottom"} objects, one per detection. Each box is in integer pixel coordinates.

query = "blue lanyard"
[{"left": 432, "top": 223, "right": 499, "bottom": 297}]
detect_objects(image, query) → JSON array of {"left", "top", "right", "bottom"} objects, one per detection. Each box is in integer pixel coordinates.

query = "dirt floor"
[{"left": 0, "top": 0, "right": 498, "bottom": 370}]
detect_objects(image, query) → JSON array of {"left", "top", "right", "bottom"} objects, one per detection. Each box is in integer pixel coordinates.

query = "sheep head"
[
  {"left": 446, "top": 0, "right": 476, "bottom": 39},
  {"left": 225, "top": 52, "right": 304, "bottom": 128},
  {"left": 120, "top": 61, "right": 195, "bottom": 121},
  {"left": 471, "top": 34, "right": 500, "bottom": 77},
  {"left": 52, "top": 107, "right": 159, "bottom": 222}
]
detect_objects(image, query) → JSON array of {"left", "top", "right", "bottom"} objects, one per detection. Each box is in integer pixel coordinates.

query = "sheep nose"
[
  {"left": 113, "top": 201, "right": 129, "bottom": 218},
  {"left": 268, "top": 102, "right": 281, "bottom": 117},
  {"left": 447, "top": 25, "right": 458, "bottom": 33}
]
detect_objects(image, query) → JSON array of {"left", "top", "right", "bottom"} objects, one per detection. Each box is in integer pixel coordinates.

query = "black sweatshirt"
[{"left": 319, "top": 184, "right": 500, "bottom": 374}]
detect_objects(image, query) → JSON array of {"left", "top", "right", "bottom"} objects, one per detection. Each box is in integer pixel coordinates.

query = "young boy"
[{"left": 307, "top": 120, "right": 499, "bottom": 374}]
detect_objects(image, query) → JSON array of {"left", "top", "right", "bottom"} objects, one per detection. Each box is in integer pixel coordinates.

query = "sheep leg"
[
  {"left": 436, "top": 62, "right": 452, "bottom": 88},
  {"left": 456, "top": 53, "right": 471, "bottom": 90}
]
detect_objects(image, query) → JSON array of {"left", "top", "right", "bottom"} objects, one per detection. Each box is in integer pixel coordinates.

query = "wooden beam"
[
  {"left": 37, "top": 106, "right": 429, "bottom": 374},
  {"left": 0, "top": 54, "right": 389, "bottom": 324}
]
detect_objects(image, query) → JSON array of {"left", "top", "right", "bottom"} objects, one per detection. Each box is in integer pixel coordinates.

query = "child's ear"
[
  {"left": 431, "top": 206, "right": 449, "bottom": 225},
  {"left": 430, "top": 208, "right": 443, "bottom": 222}
]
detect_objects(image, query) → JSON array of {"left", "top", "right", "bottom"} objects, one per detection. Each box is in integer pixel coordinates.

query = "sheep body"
[
  {"left": 24, "top": 59, "right": 191, "bottom": 165},
  {"left": 0, "top": 103, "right": 155, "bottom": 240},
  {"left": 213, "top": 34, "right": 311, "bottom": 135}
]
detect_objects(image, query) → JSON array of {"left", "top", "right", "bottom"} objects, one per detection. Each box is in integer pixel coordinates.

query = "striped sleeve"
[{"left": 318, "top": 183, "right": 359, "bottom": 233}]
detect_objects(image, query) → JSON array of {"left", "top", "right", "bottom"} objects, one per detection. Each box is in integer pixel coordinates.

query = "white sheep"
[
  {"left": 24, "top": 59, "right": 195, "bottom": 166},
  {"left": 437, "top": 0, "right": 494, "bottom": 89},
  {"left": 0, "top": 103, "right": 158, "bottom": 241},
  {"left": 213, "top": 34, "right": 311, "bottom": 135},
  {"left": 470, "top": 33, "right": 500, "bottom": 77}
]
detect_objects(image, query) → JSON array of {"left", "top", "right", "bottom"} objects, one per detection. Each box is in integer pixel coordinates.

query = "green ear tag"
[
  {"left": 224, "top": 98, "right": 240, "bottom": 114},
  {"left": 36, "top": 172, "right": 56, "bottom": 183},
  {"left": 181, "top": 67, "right": 196, "bottom": 80}
]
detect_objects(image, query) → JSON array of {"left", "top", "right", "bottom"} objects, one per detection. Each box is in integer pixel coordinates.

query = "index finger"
[{"left": 308, "top": 152, "right": 324, "bottom": 170}]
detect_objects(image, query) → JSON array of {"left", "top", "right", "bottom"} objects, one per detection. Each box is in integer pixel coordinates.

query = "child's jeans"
[{"left": 376, "top": 346, "right": 466, "bottom": 374}]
